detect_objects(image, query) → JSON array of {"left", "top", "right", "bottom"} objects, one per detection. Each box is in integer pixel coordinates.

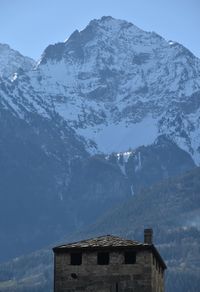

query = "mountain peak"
[
  {"left": 100, "top": 15, "right": 114, "bottom": 21},
  {"left": 34, "top": 16, "right": 200, "bottom": 164},
  {"left": 87, "top": 16, "right": 141, "bottom": 34},
  {"left": 0, "top": 43, "right": 35, "bottom": 78},
  {"left": 0, "top": 43, "right": 11, "bottom": 51},
  {"left": 39, "top": 16, "right": 147, "bottom": 65}
]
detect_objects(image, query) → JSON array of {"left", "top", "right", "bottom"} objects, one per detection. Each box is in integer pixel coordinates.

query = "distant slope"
[
  {"left": 0, "top": 104, "right": 89, "bottom": 262},
  {"left": 85, "top": 167, "right": 200, "bottom": 292},
  {"left": 106, "top": 135, "right": 195, "bottom": 194},
  {"left": 88, "top": 167, "right": 200, "bottom": 232},
  {"left": 0, "top": 167, "right": 200, "bottom": 292}
]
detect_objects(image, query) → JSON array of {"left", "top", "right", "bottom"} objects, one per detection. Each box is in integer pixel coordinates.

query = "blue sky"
[{"left": 0, "top": 0, "right": 199, "bottom": 60}]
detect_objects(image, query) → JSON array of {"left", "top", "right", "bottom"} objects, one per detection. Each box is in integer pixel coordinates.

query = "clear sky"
[{"left": 0, "top": 0, "right": 199, "bottom": 60}]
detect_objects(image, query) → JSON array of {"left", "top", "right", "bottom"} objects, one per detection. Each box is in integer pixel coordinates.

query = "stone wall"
[
  {"left": 151, "top": 254, "right": 165, "bottom": 292},
  {"left": 54, "top": 249, "right": 159, "bottom": 292}
]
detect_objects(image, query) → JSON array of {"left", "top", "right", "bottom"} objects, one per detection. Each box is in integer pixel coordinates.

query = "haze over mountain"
[{"left": 0, "top": 16, "right": 200, "bottom": 292}]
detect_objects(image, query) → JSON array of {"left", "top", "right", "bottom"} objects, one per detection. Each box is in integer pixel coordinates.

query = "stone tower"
[{"left": 53, "top": 229, "right": 166, "bottom": 292}]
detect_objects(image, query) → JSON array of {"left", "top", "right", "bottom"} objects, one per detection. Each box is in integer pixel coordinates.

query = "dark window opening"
[
  {"left": 116, "top": 283, "right": 119, "bottom": 292},
  {"left": 97, "top": 252, "right": 109, "bottom": 265},
  {"left": 70, "top": 252, "right": 82, "bottom": 265},
  {"left": 124, "top": 251, "right": 136, "bottom": 264}
]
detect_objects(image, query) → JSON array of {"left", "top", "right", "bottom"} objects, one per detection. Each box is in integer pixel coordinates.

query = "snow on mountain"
[
  {"left": 0, "top": 17, "right": 200, "bottom": 270},
  {"left": 0, "top": 43, "right": 35, "bottom": 79},
  {"left": 76, "top": 115, "right": 158, "bottom": 154},
  {"left": 1, "top": 16, "right": 200, "bottom": 163}
]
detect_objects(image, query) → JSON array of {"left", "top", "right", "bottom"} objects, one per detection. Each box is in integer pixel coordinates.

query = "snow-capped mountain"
[
  {"left": 0, "top": 17, "right": 199, "bottom": 292},
  {"left": 0, "top": 43, "right": 35, "bottom": 79},
  {"left": 0, "top": 16, "right": 199, "bottom": 269},
  {"left": 7, "top": 16, "right": 199, "bottom": 163}
]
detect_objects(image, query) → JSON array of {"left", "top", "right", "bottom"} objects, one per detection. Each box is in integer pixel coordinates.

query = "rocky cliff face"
[
  {"left": 1, "top": 17, "right": 200, "bottom": 162},
  {"left": 15, "top": 16, "right": 200, "bottom": 162}
]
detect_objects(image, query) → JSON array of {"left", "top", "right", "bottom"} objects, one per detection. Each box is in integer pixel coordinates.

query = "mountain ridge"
[
  {"left": 0, "top": 43, "right": 35, "bottom": 79},
  {"left": 4, "top": 16, "right": 199, "bottom": 162}
]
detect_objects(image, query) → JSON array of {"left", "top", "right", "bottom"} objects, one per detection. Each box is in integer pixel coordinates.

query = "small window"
[
  {"left": 97, "top": 252, "right": 109, "bottom": 265},
  {"left": 124, "top": 251, "right": 136, "bottom": 264},
  {"left": 116, "top": 283, "right": 119, "bottom": 292},
  {"left": 70, "top": 252, "right": 82, "bottom": 265}
]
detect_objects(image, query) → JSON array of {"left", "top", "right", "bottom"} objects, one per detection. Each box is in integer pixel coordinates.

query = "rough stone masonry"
[{"left": 53, "top": 229, "right": 166, "bottom": 292}]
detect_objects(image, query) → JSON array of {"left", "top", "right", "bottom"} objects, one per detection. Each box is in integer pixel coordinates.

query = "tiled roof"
[{"left": 54, "top": 235, "right": 146, "bottom": 250}]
